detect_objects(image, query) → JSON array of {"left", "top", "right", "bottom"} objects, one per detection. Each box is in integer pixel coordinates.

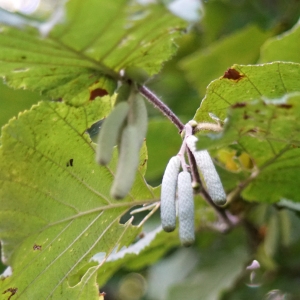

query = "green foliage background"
[{"left": 1, "top": 0, "right": 300, "bottom": 299}]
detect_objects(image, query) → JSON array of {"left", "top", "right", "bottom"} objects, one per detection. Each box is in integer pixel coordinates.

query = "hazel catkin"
[
  {"left": 96, "top": 102, "right": 129, "bottom": 166},
  {"left": 129, "top": 95, "right": 148, "bottom": 146},
  {"left": 110, "top": 124, "right": 141, "bottom": 199},
  {"left": 160, "top": 156, "right": 181, "bottom": 232},
  {"left": 178, "top": 171, "right": 195, "bottom": 246},
  {"left": 186, "top": 135, "right": 226, "bottom": 206}
]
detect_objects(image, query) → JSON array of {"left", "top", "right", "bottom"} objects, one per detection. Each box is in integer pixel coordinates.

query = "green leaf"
[
  {"left": 0, "top": 0, "right": 186, "bottom": 106},
  {"left": 192, "top": 62, "right": 300, "bottom": 204},
  {"left": 0, "top": 81, "right": 40, "bottom": 128},
  {"left": 236, "top": 95, "right": 300, "bottom": 204},
  {"left": 199, "top": 93, "right": 300, "bottom": 153},
  {"left": 180, "top": 25, "right": 270, "bottom": 95},
  {"left": 242, "top": 148, "right": 300, "bottom": 204},
  {"left": 93, "top": 225, "right": 179, "bottom": 286},
  {"left": 260, "top": 20, "right": 300, "bottom": 64},
  {"left": 194, "top": 62, "right": 300, "bottom": 123},
  {"left": 196, "top": 92, "right": 300, "bottom": 203},
  {"left": 0, "top": 99, "right": 157, "bottom": 299}
]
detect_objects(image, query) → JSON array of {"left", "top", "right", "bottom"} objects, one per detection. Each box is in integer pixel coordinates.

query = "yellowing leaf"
[{"left": 217, "top": 149, "right": 239, "bottom": 171}]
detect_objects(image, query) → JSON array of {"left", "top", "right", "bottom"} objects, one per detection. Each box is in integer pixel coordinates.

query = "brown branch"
[{"left": 138, "top": 85, "right": 184, "bottom": 132}]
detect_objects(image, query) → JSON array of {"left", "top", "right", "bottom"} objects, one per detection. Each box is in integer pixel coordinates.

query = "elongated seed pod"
[
  {"left": 96, "top": 102, "right": 130, "bottom": 166},
  {"left": 160, "top": 156, "right": 181, "bottom": 232},
  {"left": 110, "top": 125, "right": 140, "bottom": 199},
  {"left": 186, "top": 135, "right": 227, "bottom": 205},
  {"left": 130, "top": 95, "right": 148, "bottom": 146},
  {"left": 178, "top": 171, "right": 195, "bottom": 247}
]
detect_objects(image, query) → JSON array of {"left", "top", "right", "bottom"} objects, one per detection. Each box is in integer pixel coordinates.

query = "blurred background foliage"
[{"left": 1, "top": 0, "right": 300, "bottom": 299}]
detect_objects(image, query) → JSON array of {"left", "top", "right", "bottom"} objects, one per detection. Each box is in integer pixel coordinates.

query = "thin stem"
[
  {"left": 178, "top": 142, "right": 188, "bottom": 172},
  {"left": 186, "top": 147, "right": 201, "bottom": 190},
  {"left": 177, "top": 124, "right": 194, "bottom": 172},
  {"left": 139, "top": 202, "right": 161, "bottom": 226},
  {"left": 200, "top": 189, "right": 235, "bottom": 230},
  {"left": 138, "top": 85, "right": 184, "bottom": 132},
  {"left": 184, "top": 123, "right": 193, "bottom": 137},
  {"left": 130, "top": 202, "right": 159, "bottom": 214}
]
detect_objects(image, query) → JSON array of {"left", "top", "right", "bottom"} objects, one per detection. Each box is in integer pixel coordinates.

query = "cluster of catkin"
[
  {"left": 160, "top": 125, "right": 227, "bottom": 246},
  {"left": 96, "top": 84, "right": 147, "bottom": 199},
  {"left": 96, "top": 86, "right": 226, "bottom": 246}
]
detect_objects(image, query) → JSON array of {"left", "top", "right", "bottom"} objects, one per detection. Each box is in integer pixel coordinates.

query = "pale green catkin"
[
  {"left": 186, "top": 135, "right": 227, "bottom": 206},
  {"left": 178, "top": 171, "right": 195, "bottom": 246},
  {"left": 160, "top": 156, "right": 181, "bottom": 232},
  {"left": 130, "top": 95, "right": 148, "bottom": 146},
  {"left": 110, "top": 125, "right": 140, "bottom": 199},
  {"left": 96, "top": 102, "right": 129, "bottom": 166}
]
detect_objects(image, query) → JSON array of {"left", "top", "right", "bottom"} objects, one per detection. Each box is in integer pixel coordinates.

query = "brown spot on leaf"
[
  {"left": 277, "top": 104, "right": 292, "bottom": 109},
  {"left": 33, "top": 244, "right": 42, "bottom": 251},
  {"left": 243, "top": 112, "right": 250, "bottom": 120},
  {"left": 89, "top": 88, "right": 108, "bottom": 100},
  {"left": 247, "top": 128, "right": 258, "bottom": 134},
  {"left": 141, "top": 159, "right": 147, "bottom": 166},
  {"left": 3, "top": 288, "right": 17, "bottom": 300},
  {"left": 232, "top": 102, "right": 247, "bottom": 108},
  {"left": 223, "top": 68, "right": 245, "bottom": 81}
]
